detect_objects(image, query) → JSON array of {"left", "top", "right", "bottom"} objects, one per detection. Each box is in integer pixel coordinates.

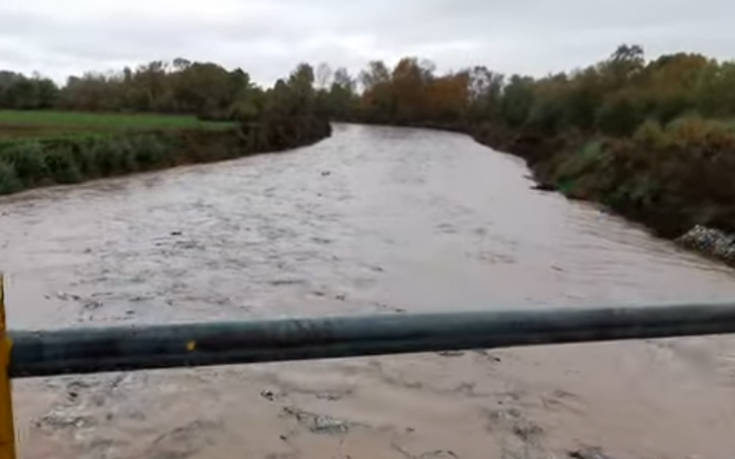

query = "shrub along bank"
[
  {"left": 0, "top": 117, "right": 331, "bottom": 195},
  {"left": 472, "top": 116, "right": 735, "bottom": 239}
]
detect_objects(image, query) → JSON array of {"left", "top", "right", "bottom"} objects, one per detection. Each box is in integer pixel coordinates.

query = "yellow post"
[{"left": 0, "top": 276, "right": 16, "bottom": 459}]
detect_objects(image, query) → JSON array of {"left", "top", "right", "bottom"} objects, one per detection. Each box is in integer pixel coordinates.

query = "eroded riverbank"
[{"left": 2, "top": 124, "right": 735, "bottom": 458}]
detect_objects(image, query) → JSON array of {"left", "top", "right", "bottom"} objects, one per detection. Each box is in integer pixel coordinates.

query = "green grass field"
[{"left": 0, "top": 110, "right": 236, "bottom": 139}]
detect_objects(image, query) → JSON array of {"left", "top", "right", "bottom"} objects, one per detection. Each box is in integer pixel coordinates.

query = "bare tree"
[{"left": 316, "top": 62, "right": 333, "bottom": 90}]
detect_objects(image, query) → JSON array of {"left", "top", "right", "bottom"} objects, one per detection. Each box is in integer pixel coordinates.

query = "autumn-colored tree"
[
  {"left": 391, "top": 57, "right": 434, "bottom": 122},
  {"left": 426, "top": 72, "right": 469, "bottom": 122}
]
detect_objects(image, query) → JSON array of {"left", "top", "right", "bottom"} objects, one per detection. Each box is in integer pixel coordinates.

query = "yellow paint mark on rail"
[{"left": 0, "top": 276, "right": 16, "bottom": 459}]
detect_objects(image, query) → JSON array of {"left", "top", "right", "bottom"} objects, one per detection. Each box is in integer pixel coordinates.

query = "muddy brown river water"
[{"left": 2, "top": 124, "right": 735, "bottom": 458}]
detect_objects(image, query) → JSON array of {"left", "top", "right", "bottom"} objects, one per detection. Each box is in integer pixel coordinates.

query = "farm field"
[{"left": 0, "top": 110, "right": 235, "bottom": 139}]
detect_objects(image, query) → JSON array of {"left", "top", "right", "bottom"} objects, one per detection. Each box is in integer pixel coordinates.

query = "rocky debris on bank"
[
  {"left": 677, "top": 225, "right": 735, "bottom": 265},
  {"left": 531, "top": 182, "right": 557, "bottom": 192}
]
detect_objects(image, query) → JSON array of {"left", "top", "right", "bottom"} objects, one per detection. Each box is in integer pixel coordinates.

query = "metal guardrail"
[
  {"left": 10, "top": 302, "right": 735, "bottom": 378},
  {"left": 3, "top": 276, "right": 735, "bottom": 457}
]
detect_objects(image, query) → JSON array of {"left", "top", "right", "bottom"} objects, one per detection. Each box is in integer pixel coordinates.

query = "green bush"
[
  {"left": 633, "top": 119, "right": 670, "bottom": 150},
  {"left": 0, "top": 160, "right": 21, "bottom": 194},
  {"left": 73, "top": 140, "right": 102, "bottom": 177},
  {"left": 527, "top": 96, "right": 565, "bottom": 133},
  {"left": 666, "top": 116, "right": 735, "bottom": 148},
  {"left": 596, "top": 94, "right": 645, "bottom": 137},
  {"left": 609, "top": 175, "right": 660, "bottom": 208},
  {"left": 130, "top": 134, "right": 174, "bottom": 167},
  {"left": 0, "top": 141, "right": 48, "bottom": 185},
  {"left": 0, "top": 116, "right": 329, "bottom": 196},
  {"left": 92, "top": 137, "right": 126, "bottom": 176},
  {"left": 555, "top": 141, "right": 609, "bottom": 180},
  {"left": 116, "top": 137, "right": 139, "bottom": 172},
  {"left": 43, "top": 145, "right": 82, "bottom": 183}
]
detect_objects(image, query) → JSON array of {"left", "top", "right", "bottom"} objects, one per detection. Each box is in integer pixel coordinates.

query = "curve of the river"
[{"left": 2, "top": 124, "right": 735, "bottom": 458}]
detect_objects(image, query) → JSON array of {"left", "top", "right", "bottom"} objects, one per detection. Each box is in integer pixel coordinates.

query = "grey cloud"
[{"left": 0, "top": 0, "right": 734, "bottom": 85}]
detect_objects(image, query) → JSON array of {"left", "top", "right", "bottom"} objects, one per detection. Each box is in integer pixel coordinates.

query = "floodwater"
[{"left": 2, "top": 123, "right": 735, "bottom": 458}]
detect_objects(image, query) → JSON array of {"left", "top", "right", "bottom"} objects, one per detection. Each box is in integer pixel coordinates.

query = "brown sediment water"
[{"left": 2, "top": 123, "right": 735, "bottom": 458}]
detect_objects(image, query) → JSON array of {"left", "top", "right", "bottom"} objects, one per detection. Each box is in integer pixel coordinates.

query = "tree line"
[
  {"left": 317, "top": 45, "right": 735, "bottom": 139},
  {"left": 5, "top": 45, "right": 735, "bottom": 137},
  {"left": 0, "top": 71, "right": 59, "bottom": 109},
  {"left": 0, "top": 60, "right": 334, "bottom": 124}
]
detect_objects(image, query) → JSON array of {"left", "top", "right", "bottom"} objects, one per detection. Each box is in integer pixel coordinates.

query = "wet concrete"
[{"left": 2, "top": 123, "right": 735, "bottom": 458}]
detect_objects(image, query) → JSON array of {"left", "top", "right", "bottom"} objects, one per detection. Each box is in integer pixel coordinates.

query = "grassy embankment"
[{"left": 0, "top": 110, "right": 330, "bottom": 194}]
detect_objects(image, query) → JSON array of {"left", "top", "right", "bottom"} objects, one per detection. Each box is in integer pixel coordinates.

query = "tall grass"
[
  {"left": 0, "top": 133, "right": 177, "bottom": 192},
  {"left": 0, "top": 117, "right": 332, "bottom": 196},
  {"left": 527, "top": 115, "right": 735, "bottom": 236},
  {"left": 0, "top": 161, "right": 20, "bottom": 194}
]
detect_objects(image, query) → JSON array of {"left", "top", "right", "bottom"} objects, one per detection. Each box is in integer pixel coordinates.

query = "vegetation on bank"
[
  {"left": 0, "top": 59, "right": 344, "bottom": 123},
  {"left": 0, "top": 116, "right": 331, "bottom": 195},
  {"left": 531, "top": 116, "right": 735, "bottom": 236},
  {"left": 0, "top": 62, "right": 331, "bottom": 195},
  {"left": 0, "top": 133, "right": 176, "bottom": 193}
]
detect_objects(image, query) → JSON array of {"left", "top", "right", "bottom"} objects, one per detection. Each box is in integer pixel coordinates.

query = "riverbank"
[
  {"left": 468, "top": 121, "right": 735, "bottom": 267},
  {"left": 0, "top": 116, "right": 331, "bottom": 195},
  {"left": 335, "top": 50, "right": 735, "bottom": 268},
  {"left": 340, "top": 120, "right": 735, "bottom": 267},
  {"left": 350, "top": 119, "right": 735, "bottom": 267}
]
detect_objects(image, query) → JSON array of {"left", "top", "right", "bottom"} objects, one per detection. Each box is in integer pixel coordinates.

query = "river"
[{"left": 2, "top": 123, "right": 735, "bottom": 458}]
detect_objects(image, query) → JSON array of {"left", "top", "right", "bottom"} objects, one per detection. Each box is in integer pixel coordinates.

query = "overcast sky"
[{"left": 1, "top": 0, "right": 734, "bottom": 85}]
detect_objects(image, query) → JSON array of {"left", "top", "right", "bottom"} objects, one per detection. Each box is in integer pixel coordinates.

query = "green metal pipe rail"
[{"left": 9, "top": 303, "right": 735, "bottom": 378}]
